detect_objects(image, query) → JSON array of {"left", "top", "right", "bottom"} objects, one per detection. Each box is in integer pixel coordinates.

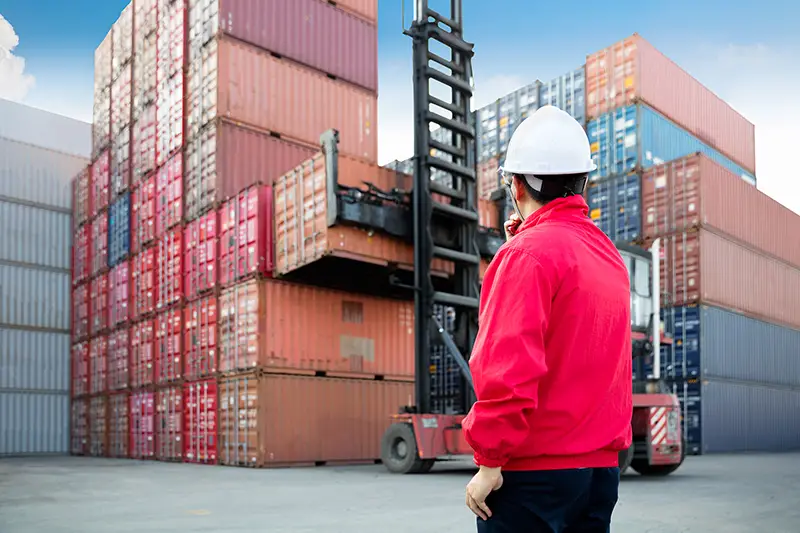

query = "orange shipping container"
[
  {"left": 218, "top": 279, "right": 414, "bottom": 379},
  {"left": 218, "top": 373, "right": 413, "bottom": 467},
  {"left": 330, "top": 0, "right": 377, "bottom": 24}
]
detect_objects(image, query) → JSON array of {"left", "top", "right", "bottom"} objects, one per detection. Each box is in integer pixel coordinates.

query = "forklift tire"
[
  {"left": 630, "top": 439, "right": 686, "bottom": 477},
  {"left": 381, "top": 423, "right": 435, "bottom": 474},
  {"left": 618, "top": 444, "right": 634, "bottom": 475}
]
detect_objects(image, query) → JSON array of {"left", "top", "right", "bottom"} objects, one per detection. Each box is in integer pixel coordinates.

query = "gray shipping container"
[
  {"left": 0, "top": 264, "right": 70, "bottom": 331},
  {"left": 0, "top": 391, "right": 70, "bottom": 456},
  {"left": 0, "top": 201, "right": 72, "bottom": 270},
  {"left": 0, "top": 329, "right": 70, "bottom": 391},
  {"left": 0, "top": 98, "right": 91, "bottom": 158}
]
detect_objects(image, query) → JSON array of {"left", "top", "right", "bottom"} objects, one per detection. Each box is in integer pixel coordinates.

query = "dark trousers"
[{"left": 476, "top": 467, "right": 620, "bottom": 533}]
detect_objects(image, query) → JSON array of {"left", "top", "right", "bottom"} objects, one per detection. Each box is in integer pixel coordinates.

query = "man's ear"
[{"left": 513, "top": 175, "right": 526, "bottom": 201}]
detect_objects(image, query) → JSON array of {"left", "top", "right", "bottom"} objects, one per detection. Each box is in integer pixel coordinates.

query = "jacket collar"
[{"left": 517, "top": 194, "right": 589, "bottom": 233}]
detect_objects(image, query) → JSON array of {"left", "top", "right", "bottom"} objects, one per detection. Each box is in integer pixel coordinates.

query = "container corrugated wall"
[
  {"left": 0, "top": 99, "right": 91, "bottom": 158},
  {"left": 0, "top": 330, "right": 70, "bottom": 390},
  {"left": 0, "top": 392, "right": 70, "bottom": 455},
  {"left": 586, "top": 174, "right": 643, "bottom": 242},
  {"left": 0, "top": 202, "right": 71, "bottom": 269},
  {"left": 0, "top": 264, "right": 71, "bottom": 332}
]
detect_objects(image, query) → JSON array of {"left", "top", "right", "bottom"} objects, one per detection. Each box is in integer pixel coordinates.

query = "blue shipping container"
[
  {"left": 586, "top": 173, "right": 642, "bottom": 242},
  {"left": 108, "top": 193, "right": 130, "bottom": 267},
  {"left": 587, "top": 104, "right": 756, "bottom": 183},
  {"left": 539, "top": 67, "right": 586, "bottom": 126}
]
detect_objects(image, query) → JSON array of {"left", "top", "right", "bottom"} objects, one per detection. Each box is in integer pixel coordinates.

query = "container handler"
[{"left": 379, "top": 0, "right": 684, "bottom": 476}]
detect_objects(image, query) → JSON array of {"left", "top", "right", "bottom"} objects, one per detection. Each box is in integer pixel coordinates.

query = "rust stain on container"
[{"left": 218, "top": 373, "right": 414, "bottom": 467}]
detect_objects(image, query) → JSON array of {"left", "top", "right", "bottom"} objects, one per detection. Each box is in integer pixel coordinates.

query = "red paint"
[
  {"left": 71, "top": 342, "right": 89, "bottom": 398},
  {"left": 89, "top": 396, "right": 108, "bottom": 457},
  {"left": 91, "top": 214, "right": 109, "bottom": 276},
  {"left": 91, "top": 150, "right": 111, "bottom": 215},
  {"left": 108, "top": 328, "right": 130, "bottom": 391},
  {"left": 72, "top": 283, "right": 90, "bottom": 342},
  {"left": 90, "top": 273, "right": 109, "bottom": 335},
  {"left": 155, "top": 308, "right": 182, "bottom": 384},
  {"left": 219, "top": 185, "right": 272, "bottom": 286},
  {"left": 130, "top": 391, "right": 156, "bottom": 459},
  {"left": 183, "top": 379, "right": 218, "bottom": 465},
  {"left": 71, "top": 399, "right": 89, "bottom": 456},
  {"left": 155, "top": 386, "right": 183, "bottom": 461},
  {"left": 73, "top": 166, "right": 91, "bottom": 227},
  {"left": 132, "top": 104, "right": 157, "bottom": 184},
  {"left": 108, "top": 260, "right": 131, "bottom": 327},
  {"left": 155, "top": 153, "right": 183, "bottom": 236},
  {"left": 93, "top": 88, "right": 112, "bottom": 158},
  {"left": 131, "top": 175, "right": 156, "bottom": 253},
  {"left": 89, "top": 335, "right": 108, "bottom": 395},
  {"left": 157, "top": 0, "right": 185, "bottom": 83},
  {"left": 130, "top": 320, "right": 155, "bottom": 388},
  {"left": 183, "top": 211, "right": 218, "bottom": 300},
  {"left": 111, "top": 125, "right": 132, "bottom": 200},
  {"left": 132, "top": 248, "right": 156, "bottom": 318},
  {"left": 183, "top": 295, "right": 217, "bottom": 380},
  {"left": 72, "top": 224, "right": 91, "bottom": 286},
  {"left": 155, "top": 228, "right": 183, "bottom": 310},
  {"left": 156, "top": 73, "right": 184, "bottom": 166},
  {"left": 108, "top": 392, "right": 130, "bottom": 458}
]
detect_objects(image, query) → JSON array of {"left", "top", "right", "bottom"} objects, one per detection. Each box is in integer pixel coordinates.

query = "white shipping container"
[
  {"left": 0, "top": 99, "right": 91, "bottom": 158},
  {"left": 0, "top": 329, "right": 70, "bottom": 392},
  {"left": 0, "top": 201, "right": 71, "bottom": 270},
  {"left": 0, "top": 264, "right": 70, "bottom": 331},
  {"left": 0, "top": 391, "right": 69, "bottom": 455}
]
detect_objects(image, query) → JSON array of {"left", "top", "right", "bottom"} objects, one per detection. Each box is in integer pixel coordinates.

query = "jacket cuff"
[{"left": 473, "top": 451, "right": 508, "bottom": 469}]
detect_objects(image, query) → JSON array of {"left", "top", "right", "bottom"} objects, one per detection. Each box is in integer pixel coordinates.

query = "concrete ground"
[{"left": 1, "top": 454, "right": 799, "bottom": 532}]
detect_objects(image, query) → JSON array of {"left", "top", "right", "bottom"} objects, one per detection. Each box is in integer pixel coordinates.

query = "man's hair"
[{"left": 514, "top": 173, "right": 589, "bottom": 205}]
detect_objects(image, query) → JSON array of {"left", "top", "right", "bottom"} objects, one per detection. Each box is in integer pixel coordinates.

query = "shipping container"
[
  {"left": 130, "top": 319, "right": 155, "bottom": 388},
  {"left": 108, "top": 260, "right": 131, "bottom": 327},
  {"left": 2, "top": 203, "right": 71, "bottom": 271},
  {"left": 539, "top": 66, "right": 586, "bottom": 126},
  {"left": 477, "top": 157, "right": 500, "bottom": 199},
  {"left": 112, "top": 63, "right": 133, "bottom": 140},
  {"left": 323, "top": 0, "right": 377, "bottom": 24},
  {"left": 183, "top": 120, "right": 317, "bottom": 221},
  {"left": 91, "top": 214, "right": 109, "bottom": 275},
  {"left": 155, "top": 385, "right": 183, "bottom": 461},
  {"left": 72, "top": 282, "right": 90, "bottom": 341},
  {"left": 155, "top": 227, "right": 183, "bottom": 310},
  {"left": 108, "top": 328, "right": 130, "bottom": 391},
  {"left": 155, "top": 308, "right": 182, "bottom": 383},
  {"left": 132, "top": 248, "right": 156, "bottom": 318},
  {"left": 475, "top": 81, "right": 541, "bottom": 163},
  {"left": 656, "top": 229, "right": 800, "bottom": 329},
  {"left": 95, "top": 30, "right": 113, "bottom": 93},
  {"left": 185, "top": 38, "right": 377, "bottom": 162},
  {"left": 131, "top": 174, "right": 156, "bottom": 253},
  {"left": 218, "top": 374, "right": 413, "bottom": 466},
  {"left": 643, "top": 153, "right": 800, "bottom": 268},
  {"left": 183, "top": 295, "right": 216, "bottom": 380},
  {"left": 218, "top": 279, "right": 414, "bottom": 378},
  {"left": 586, "top": 174, "right": 643, "bottom": 242},
  {"left": 184, "top": 379, "right": 217, "bottom": 464},
  {"left": 0, "top": 137, "right": 88, "bottom": 211},
  {"left": 0, "top": 265, "right": 70, "bottom": 332},
  {"left": 478, "top": 198, "right": 502, "bottom": 230},
  {"left": 89, "top": 395, "right": 108, "bottom": 457},
  {"left": 586, "top": 34, "right": 755, "bottom": 174},
  {"left": 133, "top": 3, "right": 158, "bottom": 116},
  {"left": 71, "top": 341, "right": 89, "bottom": 397},
  {"left": 111, "top": 127, "right": 132, "bottom": 199},
  {"left": 219, "top": 185, "right": 271, "bottom": 286},
  {"left": 90, "top": 273, "right": 109, "bottom": 335},
  {"left": 0, "top": 329, "right": 70, "bottom": 392},
  {"left": 112, "top": 3, "right": 134, "bottom": 80},
  {"left": 156, "top": 0, "right": 186, "bottom": 83},
  {"left": 134, "top": 0, "right": 158, "bottom": 43},
  {"left": 73, "top": 166, "right": 91, "bottom": 226},
  {"left": 89, "top": 336, "right": 108, "bottom": 395},
  {"left": 72, "top": 224, "right": 91, "bottom": 285},
  {"left": 0, "top": 95, "right": 90, "bottom": 159},
  {"left": 155, "top": 153, "right": 183, "bottom": 236},
  {"left": 108, "top": 392, "right": 130, "bottom": 458},
  {"left": 71, "top": 398, "right": 89, "bottom": 455},
  {"left": 109, "top": 193, "right": 132, "bottom": 267},
  {"left": 91, "top": 150, "right": 111, "bottom": 214},
  {"left": 130, "top": 391, "right": 155, "bottom": 459},
  {"left": 132, "top": 105, "right": 157, "bottom": 184},
  {"left": 93, "top": 88, "right": 112, "bottom": 157},
  {"left": 0, "top": 391, "right": 69, "bottom": 455},
  {"left": 155, "top": 73, "right": 184, "bottom": 166},
  {"left": 184, "top": 211, "right": 217, "bottom": 300},
  {"left": 188, "top": 0, "right": 378, "bottom": 92},
  {"left": 587, "top": 104, "right": 755, "bottom": 183}
]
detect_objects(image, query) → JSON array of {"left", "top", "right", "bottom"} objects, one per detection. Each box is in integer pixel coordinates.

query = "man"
[{"left": 462, "top": 105, "right": 633, "bottom": 532}]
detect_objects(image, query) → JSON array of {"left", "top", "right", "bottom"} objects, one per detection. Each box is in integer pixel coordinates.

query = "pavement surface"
[{"left": 1, "top": 453, "right": 799, "bottom": 532}]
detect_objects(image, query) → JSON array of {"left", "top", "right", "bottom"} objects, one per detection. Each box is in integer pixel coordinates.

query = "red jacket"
[{"left": 462, "top": 194, "right": 632, "bottom": 471}]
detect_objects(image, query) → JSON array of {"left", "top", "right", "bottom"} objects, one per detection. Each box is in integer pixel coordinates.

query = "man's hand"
[
  {"left": 465, "top": 466, "right": 503, "bottom": 520},
  {"left": 503, "top": 213, "right": 522, "bottom": 241}
]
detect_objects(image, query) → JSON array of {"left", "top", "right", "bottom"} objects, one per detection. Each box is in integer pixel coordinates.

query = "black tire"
[
  {"left": 630, "top": 439, "right": 686, "bottom": 477},
  {"left": 618, "top": 445, "right": 634, "bottom": 475},
  {"left": 381, "top": 423, "right": 434, "bottom": 474}
]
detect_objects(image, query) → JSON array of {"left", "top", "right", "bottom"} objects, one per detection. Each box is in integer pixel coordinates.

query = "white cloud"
[{"left": 0, "top": 13, "right": 35, "bottom": 102}]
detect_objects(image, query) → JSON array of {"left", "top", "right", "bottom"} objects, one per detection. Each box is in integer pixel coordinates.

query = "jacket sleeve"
[{"left": 462, "top": 246, "right": 553, "bottom": 468}]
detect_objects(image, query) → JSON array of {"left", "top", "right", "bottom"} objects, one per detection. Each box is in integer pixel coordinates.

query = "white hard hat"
[{"left": 500, "top": 105, "right": 596, "bottom": 176}]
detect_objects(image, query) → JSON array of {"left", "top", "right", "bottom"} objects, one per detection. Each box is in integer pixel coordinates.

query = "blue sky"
[{"left": 0, "top": 0, "right": 797, "bottom": 211}]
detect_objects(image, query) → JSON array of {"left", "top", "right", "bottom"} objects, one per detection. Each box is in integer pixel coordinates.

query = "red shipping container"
[
  {"left": 478, "top": 199, "right": 501, "bottom": 230},
  {"left": 132, "top": 105, "right": 157, "bottom": 184},
  {"left": 184, "top": 379, "right": 217, "bottom": 465},
  {"left": 95, "top": 30, "right": 113, "bottom": 92},
  {"left": 183, "top": 211, "right": 217, "bottom": 300},
  {"left": 219, "top": 185, "right": 271, "bottom": 286},
  {"left": 90, "top": 273, "right": 109, "bottom": 335},
  {"left": 131, "top": 175, "right": 156, "bottom": 253},
  {"left": 132, "top": 247, "right": 156, "bottom": 318},
  {"left": 642, "top": 153, "right": 800, "bottom": 269},
  {"left": 218, "top": 279, "right": 414, "bottom": 378},
  {"left": 111, "top": 126, "right": 132, "bottom": 199},
  {"left": 71, "top": 342, "right": 89, "bottom": 397},
  {"left": 183, "top": 120, "right": 317, "bottom": 221},
  {"left": 155, "top": 228, "right": 183, "bottom": 311},
  {"left": 155, "top": 308, "right": 182, "bottom": 383},
  {"left": 218, "top": 374, "right": 413, "bottom": 466},
  {"left": 91, "top": 150, "right": 111, "bottom": 214},
  {"left": 108, "top": 392, "right": 130, "bottom": 458},
  {"left": 155, "top": 386, "right": 183, "bottom": 461},
  {"left": 188, "top": 0, "right": 377, "bottom": 93},
  {"left": 157, "top": 0, "right": 186, "bottom": 82},
  {"left": 72, "top": 283, "right": 90, "bottom": 342},
  {"left": 71, "top": 398, "right": 89, "bottom": 456},
  {"left": 72, "top": 224, "right": 91, "bottom": 286},
  {"left": 108, "top": 328, "right": 130, "bottom": 391},
  {"left": 478, "top": 157, "right": 500, "bottom": 199},
  {"left": 585, "top": 34, "right": 755, "bottom": 174},
  {"left": 112, "top": 62, "right": 132, "bottom": 138},
  {"left": 112, "top": 3, "right": 133, "bottom": 79},
  {"left": 89, "top": 335, "right": 108, "bottom": 395},
  {"left": 73, "top": 166, "right": 91, "bottom": 227},
  {"left": 93, "top": 87, "right": 112, "bottom": 157},
  {"left": 91, "top": 214, "right": 109, "bottom": 276},
  {"left": 108, "top": 260, "right": 131, "bottom": 327},
  {"left": 183, "top": 295, "right": 217, "bottom": 380},
  {"left": 130, "top": 320, "right": 155, "bottom": 388},
  {"left": 186, "top": 38, "right": 377, "bottom": 162},
  {"left": 133, "top": 0, "right": 158, "bottom": 115},
  {"left": 155, "top": 153, "right": 183, "bottom": 236},
  {"left": 89, "top": 396, "right": 108, "bottom": 457},
  {"left": 156, "top": 70, "right": 183, "bottom": 166},
  {"left": 130, "top": 391, "right": 156, "bottom": 459}
]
